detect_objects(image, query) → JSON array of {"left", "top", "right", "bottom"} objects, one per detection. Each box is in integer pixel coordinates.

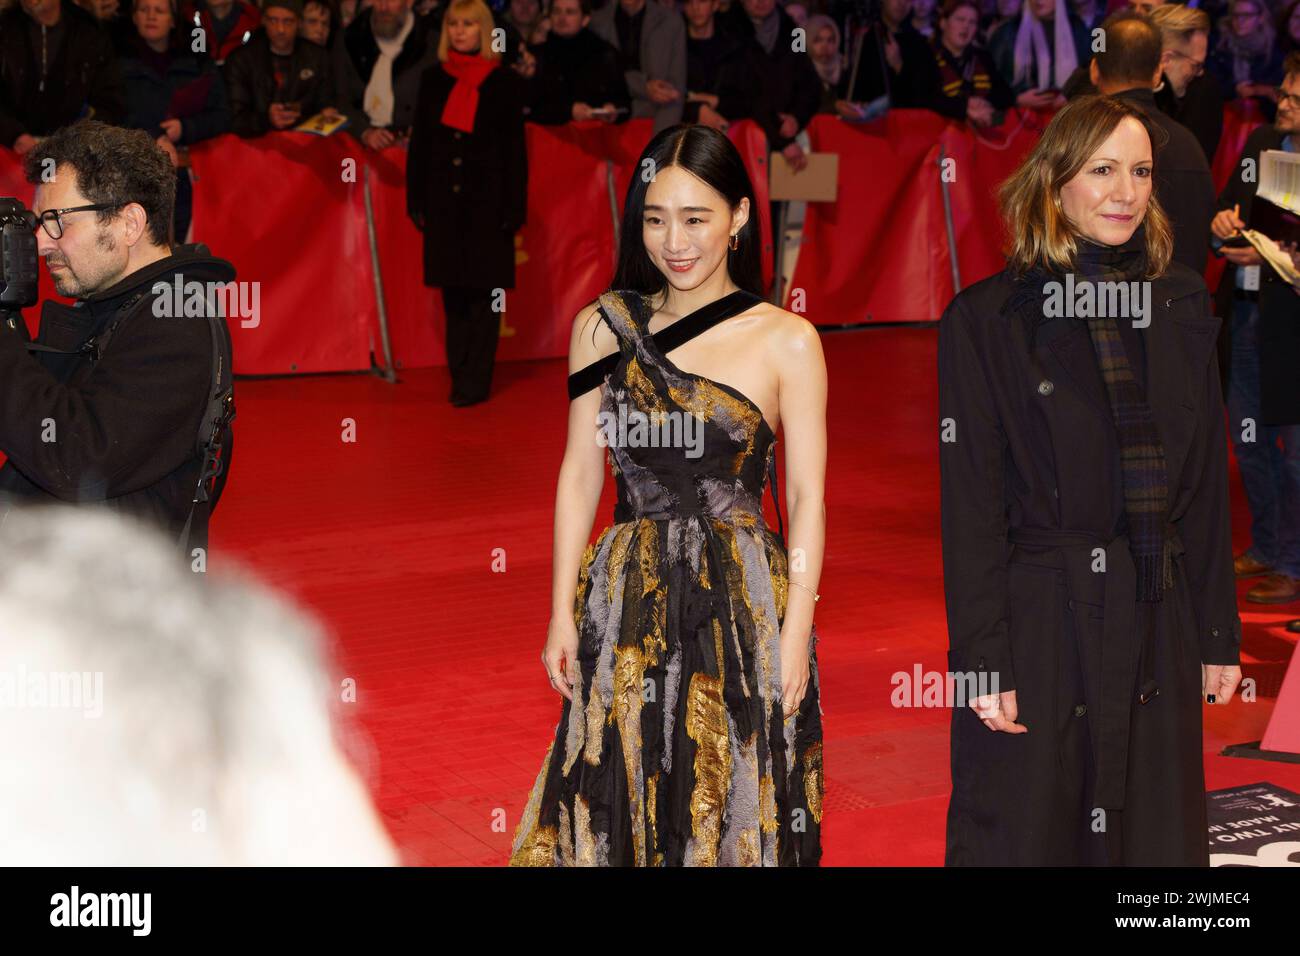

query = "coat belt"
[{"left": 1005, "top": 523, "right": 1185, "bottom": 811}]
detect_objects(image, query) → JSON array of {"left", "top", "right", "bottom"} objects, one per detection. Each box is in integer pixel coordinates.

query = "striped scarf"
[
  {"left": 1004, "top": 227, "right": 1172, "bottom": 601},
  {"left": 932, "top": 38, "right": 992, "bottom": 101}
]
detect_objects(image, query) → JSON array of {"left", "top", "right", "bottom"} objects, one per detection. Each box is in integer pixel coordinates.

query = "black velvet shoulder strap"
[{"left": 567, "top": 289, "right": 765, "bottom": 400}]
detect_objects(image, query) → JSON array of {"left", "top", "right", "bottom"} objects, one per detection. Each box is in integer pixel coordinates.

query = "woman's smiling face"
[
  {"left": 641, "top": 165, "right": 748, "bottom": 289},
  {"left": 1058, "top": 117, "right": 1153, "bottom": 247}
]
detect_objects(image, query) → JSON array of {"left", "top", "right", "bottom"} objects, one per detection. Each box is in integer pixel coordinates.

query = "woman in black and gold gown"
[{"left": 510, "top": 124, "right": 828, "bottom": 867}]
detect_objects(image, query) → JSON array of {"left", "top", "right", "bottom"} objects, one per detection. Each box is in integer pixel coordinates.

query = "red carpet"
[{"left": 211, "top": 326, "right": 1300, "bottom": 866}]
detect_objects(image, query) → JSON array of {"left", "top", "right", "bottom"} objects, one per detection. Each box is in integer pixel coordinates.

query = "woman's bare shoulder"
[
  {"left": 750, "top": 302, "right": 823, "bottom": 359},
  {"left": 569, "top": 298, "right": 619, "bottom": 373}
]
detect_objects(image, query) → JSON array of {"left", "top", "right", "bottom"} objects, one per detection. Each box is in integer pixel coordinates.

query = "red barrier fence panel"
[
  {"left": 10, "top": 102, "right": 1249, "bottom": 373},
  {"left": 794, "top": 110, "right": 957, "bottom": 324},
  {"left": 189, "top": 131, "right": 376, "bottom": 374},
  {"left": 791, "top": 109, "right": 1049, "bottom": 325}
]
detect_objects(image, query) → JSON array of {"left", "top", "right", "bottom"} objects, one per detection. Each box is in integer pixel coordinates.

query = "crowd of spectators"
[{"left": 0, "top": 0, "right": 1287, "bottom": 240}]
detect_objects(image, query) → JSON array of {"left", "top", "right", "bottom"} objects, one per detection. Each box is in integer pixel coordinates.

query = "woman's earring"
[{"left": 728, "top": 233, "right": 739, "bottom": 251}]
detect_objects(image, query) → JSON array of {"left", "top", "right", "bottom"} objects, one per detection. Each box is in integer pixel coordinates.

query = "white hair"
[{"left": 0, "top": 505, "right": 396, "bottom": 865}]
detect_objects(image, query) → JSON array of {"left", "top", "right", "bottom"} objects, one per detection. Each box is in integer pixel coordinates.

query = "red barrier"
[
  {"left": 191, "top": 119, "right": 772, "bottom": 373},
  {"left": 190, "top": 132, "right": 376, "bottom": 374},
  {"left": 792, "top": 109, "right": 1045, "bottom": 322},
  {"left": 2, "top": 103, "right": 1257, "bottom": 372}
]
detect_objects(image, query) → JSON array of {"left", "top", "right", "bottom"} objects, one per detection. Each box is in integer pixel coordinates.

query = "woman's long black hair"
[{"left": 610, "top": 124, "right": 765, "bottom": 301}]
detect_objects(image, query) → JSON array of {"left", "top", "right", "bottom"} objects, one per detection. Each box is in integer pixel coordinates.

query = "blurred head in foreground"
[{"left": 0, "top": 505, "right": 396, "bottom": 865}]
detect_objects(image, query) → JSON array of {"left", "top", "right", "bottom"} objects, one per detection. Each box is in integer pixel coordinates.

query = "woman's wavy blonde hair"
[{"left": 999, "top": 94, "right": 1173, "bottom": 278}]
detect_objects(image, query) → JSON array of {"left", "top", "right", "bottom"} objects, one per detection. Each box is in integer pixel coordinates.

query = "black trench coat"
[
  {"left": 406, "top": 59, "right": 528, "bottom": 291},
  {"left": 937, "top": 260, "right": 1243, "bottom": 866}
]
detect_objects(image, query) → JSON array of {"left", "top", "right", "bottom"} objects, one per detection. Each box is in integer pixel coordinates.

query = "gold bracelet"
[{"left": 790, "top": 580, "right": 820, "bottom": 602}]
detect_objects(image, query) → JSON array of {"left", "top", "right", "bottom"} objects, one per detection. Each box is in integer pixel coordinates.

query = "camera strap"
[
  {"left": 178, "top": 306, "right": 235, "bottom": 561},
  {"left": 22, "top": 288, "right": 235, "bottom": 559}
]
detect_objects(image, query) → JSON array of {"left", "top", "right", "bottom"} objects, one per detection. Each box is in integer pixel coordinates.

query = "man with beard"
[
  {"left": 0, "top": 121, "right": 234, "bottom": 554},
  {"left": 333, "top": 0, "right": 439, "bottom": 149}
]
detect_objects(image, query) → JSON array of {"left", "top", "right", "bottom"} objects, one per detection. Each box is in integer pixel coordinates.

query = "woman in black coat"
[
  {"left": 120, "top": 0, "right": 231, "bottom": 243},
  {"left": 938, "top": 95, "right": 1243, "bottom": 865},
  {"left": 407, "top": 0, "right": 529, "bottom": 406}
]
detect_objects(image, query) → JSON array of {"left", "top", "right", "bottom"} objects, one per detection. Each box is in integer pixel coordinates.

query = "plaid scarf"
[{"left": 1002, "top": 226, "right": 1173, "bottom": 602}]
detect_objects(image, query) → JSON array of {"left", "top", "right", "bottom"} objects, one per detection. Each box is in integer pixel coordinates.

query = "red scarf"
[{"left": 440, "top": 48, "right": 497, "bottom": 133}]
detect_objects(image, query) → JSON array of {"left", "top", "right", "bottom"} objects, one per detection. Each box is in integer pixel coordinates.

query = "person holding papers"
[{"left": 1210, "top": 53, "right": 1300, "bottom": 606}]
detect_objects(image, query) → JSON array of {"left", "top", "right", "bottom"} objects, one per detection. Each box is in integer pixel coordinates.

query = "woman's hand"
[
  {"left": 966, "top": 96, "right": 994, "bottom": 127},
  {"left": 156, "top": 135, "right": 180, "bottom": 167},
  {"left": 1202, "top": 663, "right": 1242, "bottom": 704},
  {"left": 779, "top": 630, "right": 811, "bottom": 721},
  {"left": 970, "top": 689, "right": 1027, "bottom": 732},
  {"left": 1016, "top": 89, "right": 1058, "bottom": 110},
  {"left": 781, "top": 140, "right": 808, "bottom": 171},
  {"left": 542, "top": 615, "right": 579, "bottom": 702}
]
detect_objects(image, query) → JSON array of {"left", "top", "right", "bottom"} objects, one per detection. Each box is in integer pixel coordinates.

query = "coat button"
[
  {"left": 454, "top": 131, "right": 462, "bottom": 139},
  {"left": 452, "top": 183, "right": 460, "bottom": 192},
  {"left": 1073, "top": 703, "right": 1087, "bottom": 717},
  {"left": 1037, "top": 379, "right": 1054, "bottom": 396},
  {"left": 1067, "top": 599, "right": 1075, "bottom": 610},
  {"left": 452, "top": 156, "right": 462, "bottom": 166},
  {"left": 1211, "top": 626, "right": 1220, "bottom": 637}
]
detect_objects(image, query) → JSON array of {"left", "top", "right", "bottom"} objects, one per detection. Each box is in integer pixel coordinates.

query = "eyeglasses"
[
  {"left": 1166, "top": 49, "right": 1205, "bottom": 77},
  {"left": 1276, "top": 87, "right": 1300, "bottom": 110},
  {"left": 32, "top": 202, "right": 123, "bottom": 240}
]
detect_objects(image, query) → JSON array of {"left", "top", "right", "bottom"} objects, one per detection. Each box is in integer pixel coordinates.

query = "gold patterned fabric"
[{"left": 509, "top": 290, "right": 823, "bottom": 866}]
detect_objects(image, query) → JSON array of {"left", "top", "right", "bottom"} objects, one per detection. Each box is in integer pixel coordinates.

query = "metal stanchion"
[
  {"left": 939, "top": 143, "right": 961, "bottom": 297},
  {"left": 607, "top": 159, "right": 620, "bottom": 249},
  {"left": 363, "top": 163, "right": 397, "bottom": 383}
]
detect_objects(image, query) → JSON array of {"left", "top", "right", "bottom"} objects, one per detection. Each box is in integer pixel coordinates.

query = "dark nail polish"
[{"left": 1206, "top": 694, "right": 1216, "bottom": 704}]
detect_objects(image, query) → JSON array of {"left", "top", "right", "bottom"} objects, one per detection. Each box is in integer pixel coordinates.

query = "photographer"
[{"left": 0, "top": 120, "right": 234, "bottom": 553}]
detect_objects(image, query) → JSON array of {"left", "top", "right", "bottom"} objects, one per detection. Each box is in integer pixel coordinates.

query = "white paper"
[{"left": 1258, "top": 150, "right": 1300, "bottom": 215}]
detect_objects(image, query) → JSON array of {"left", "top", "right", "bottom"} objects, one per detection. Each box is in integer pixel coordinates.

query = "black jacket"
[
  {"left": 526, "top": 29, "right": 631, "bottom": 125},
  {"left": 843, "top": 18, "right": 930, "bottom": 105},
  {"left": 1213, "top": 123, "right": 1300, "bottom": 425},
  {"left": 715, "top": 7, "right": 821, "bottom": 150},
  {"left": 1113, "top": 87, "right": 1214, "bottom": 276},
  {"left": 407, "top": 60, "right": 528, "bottom": 290},
  {"left": 1154, "top": 71, "right": 1224, "bottom": 172},
  {"left": 333, "top": 9, "right": 437, "bottom": 139},
  {"left": 120, "top": 35, "right": 231, "bottom": 145},
  {"left": 939, "top": 261, "right": 1240, "bottom": 863},
  {"left": 683, "top": 26, "right": 759, "bottom": 125},
  {"left": 0, "top": 3, "right": 125, "bottom": 148},
  {"left": 223, "top": 30, "right": 339, "bottom": 138},
  {"left": 894, "top": 37, "right": 1014, "bottom": 118},
  {"left": 0, "top": 247, "right": 236, "bottom": 544}
]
